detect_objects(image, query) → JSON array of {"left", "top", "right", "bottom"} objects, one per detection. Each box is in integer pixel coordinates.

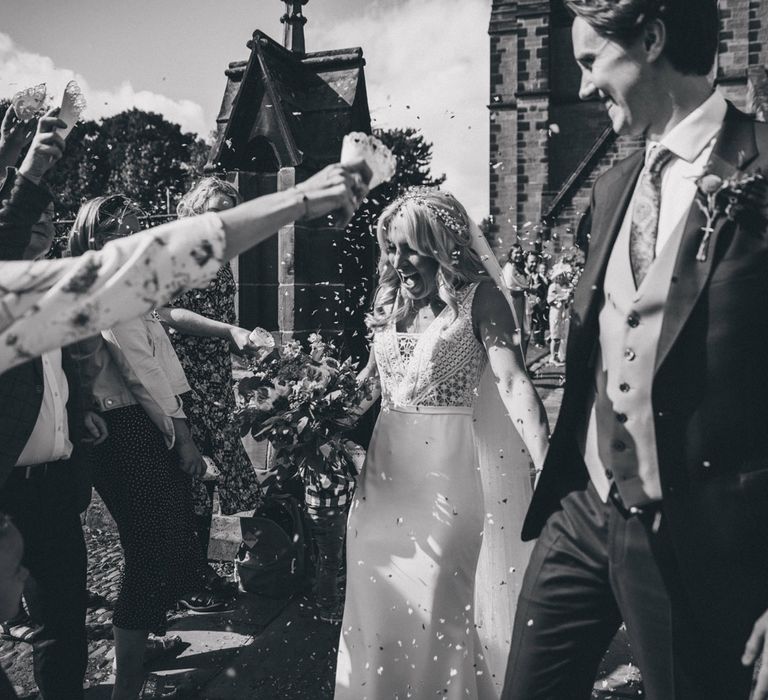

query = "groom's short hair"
[{"left": 564, "top": 0, "right": 718, "bottom": 77}]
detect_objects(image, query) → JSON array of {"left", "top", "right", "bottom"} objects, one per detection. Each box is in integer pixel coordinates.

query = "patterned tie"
[{"left": 629, "top": 145, "right": 675, "bottom": 287}]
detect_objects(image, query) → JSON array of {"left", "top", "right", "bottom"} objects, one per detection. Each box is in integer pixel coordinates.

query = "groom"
[{"left": 502, "top": 1, "right": 768, "bottom": 698}]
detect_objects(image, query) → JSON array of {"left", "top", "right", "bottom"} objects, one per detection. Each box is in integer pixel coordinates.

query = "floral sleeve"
[{"left": 0, "top": 213, "right": 226, "bottom": 375}]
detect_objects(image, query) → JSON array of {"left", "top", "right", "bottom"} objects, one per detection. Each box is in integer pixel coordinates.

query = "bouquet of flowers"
[{"left": 236, "top": 332, "right": 375, "bottom": 491}]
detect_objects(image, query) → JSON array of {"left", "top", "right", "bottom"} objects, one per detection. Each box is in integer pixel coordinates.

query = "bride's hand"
[{"left": 325, "top": 390, "right": 358, "bottom": 427}]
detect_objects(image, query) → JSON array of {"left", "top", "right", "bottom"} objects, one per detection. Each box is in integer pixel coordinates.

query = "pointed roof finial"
[{"left": 281, "top": 0, "right": 309, "bottom": 54}]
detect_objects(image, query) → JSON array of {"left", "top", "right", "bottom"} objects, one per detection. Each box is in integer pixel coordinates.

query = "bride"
[{"left": 334, "top": 188, "right": 549, "bottom": 699}]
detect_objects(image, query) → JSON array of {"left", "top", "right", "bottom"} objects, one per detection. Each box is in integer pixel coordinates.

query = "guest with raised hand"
[
  {"left": 0, "top": 159, "right": 371, "bottom": 376},
  {"left": 0, "top": 108, "right": 67, "bottom": 260},
  {"left": 0, "top": 156, "right": 368, "bottom": 699},
  {"left": 154, "top": 178, "right": 263, "bottom": 600},
  {"left": 0, "top": 104, "right": 37, "bottom": 171},
  {"left": 0, "top": 109, "right": 106, "bottom": 700},
  {"left": 67, "top": 194, "right": 220, "bottom": 700}
]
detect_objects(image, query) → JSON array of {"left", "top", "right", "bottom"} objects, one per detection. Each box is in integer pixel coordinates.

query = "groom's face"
[{"left": 572, "top": 17, "right": 655, "bottom": 137}]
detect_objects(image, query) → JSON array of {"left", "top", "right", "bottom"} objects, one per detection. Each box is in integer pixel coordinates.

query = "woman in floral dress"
[{"left": 155, "top": 177, "right": 262, "bottom": 564}]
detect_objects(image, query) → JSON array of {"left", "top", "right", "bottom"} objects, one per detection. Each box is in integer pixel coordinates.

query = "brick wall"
[
  {"left": 488, "top": 2, "right": 552, "bottom": 252},
  {"left": 516, "top": 99, "right": 549, "bottom": 240},
  {"left": 553, "top": 134, "right": 644, "bottom": 250},
  {"left": 490, "top": 0, "right": 761, "bottom": 257},
  {"left": 489, "top": 109, "right": 518, "bottom": 248},
  {"left": 489, "top": 1, "right": 519, "bottom": 251},
  {"left": 748, "top": 0, "right": 767, "bottom": 67},
  {"left": 516, "top": 12, "right": 550, "bottom": 243},
  {"left": 719, "top": 0, "right": 750, "bottom": 77}
]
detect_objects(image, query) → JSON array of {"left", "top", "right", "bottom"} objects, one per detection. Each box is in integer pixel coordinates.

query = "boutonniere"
[{"left": 694, "top": 170, "right": 768, "bottom": 261}]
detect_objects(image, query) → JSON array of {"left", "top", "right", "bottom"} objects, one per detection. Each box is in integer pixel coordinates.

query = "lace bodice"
[{"left": 374, "top": 283, "right": 487, "bottom": 408}]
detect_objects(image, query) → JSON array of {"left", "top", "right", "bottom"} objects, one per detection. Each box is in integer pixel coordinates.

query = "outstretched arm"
[
  {"left": 216, "top": 161, "right": 370, "bottom": 261},
  {"left": 0, "top": 159, "right": 371, "bottom": 375},
  {"left": 473, "top": 280, "right": 549, "bottom": 470},
  {"left": 154, "top": 306, "right": 254, "bottom": 355}
]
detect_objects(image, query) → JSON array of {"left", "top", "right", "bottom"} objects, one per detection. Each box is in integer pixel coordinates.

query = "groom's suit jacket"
[{"left": 523, "top": 104, "right": 768, "bottom": 644}]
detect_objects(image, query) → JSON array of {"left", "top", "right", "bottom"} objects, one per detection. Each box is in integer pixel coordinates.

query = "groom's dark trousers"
[
  {"left": 503, "top": 481, "right": 753, "bottom": 699},
  {"left": 503, "top": 105, "right": 768, "bottom": 700}
]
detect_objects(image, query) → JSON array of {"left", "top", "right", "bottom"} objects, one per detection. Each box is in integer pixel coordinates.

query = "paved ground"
[{"left": 1, "top": 349, "right": 643, "bottom": 699}]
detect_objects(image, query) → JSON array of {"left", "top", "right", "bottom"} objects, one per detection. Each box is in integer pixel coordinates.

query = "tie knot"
[{"left": 646, "top": 145, "right": 674, "bottom": 175}]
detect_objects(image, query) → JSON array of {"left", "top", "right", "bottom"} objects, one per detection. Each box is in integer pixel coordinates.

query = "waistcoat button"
[
  {"left": 619, "top": 383, "right": 630, "bottom": 393},
  {"left": 612, "top": 440, "right": 626, "bottom": 452},
  {"left": 616, "top": 413, "right": 628, "bottom": 423},
  {"left": 623, "top": 348, "right": 636, "bottom": 361},
  {"left": 627, "top": 312, "right": 640, "bottom": 328}
]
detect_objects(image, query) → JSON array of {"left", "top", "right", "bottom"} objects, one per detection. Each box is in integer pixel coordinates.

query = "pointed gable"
[{"left": 207, "top": 31, "right": 370, "bottom": 174}]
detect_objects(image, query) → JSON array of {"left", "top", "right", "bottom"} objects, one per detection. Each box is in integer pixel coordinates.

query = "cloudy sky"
[{"left": 0, "top": 0, "right": 491, "bottom": 219}]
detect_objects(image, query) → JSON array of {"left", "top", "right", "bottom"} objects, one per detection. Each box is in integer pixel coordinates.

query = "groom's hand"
[{"left": 743, "top": 608, "right": 768, "bottom": 697}]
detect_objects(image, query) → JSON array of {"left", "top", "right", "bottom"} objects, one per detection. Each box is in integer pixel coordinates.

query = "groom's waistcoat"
[{"left": 581, "top": 196, "right": 686, "bottom": 508}]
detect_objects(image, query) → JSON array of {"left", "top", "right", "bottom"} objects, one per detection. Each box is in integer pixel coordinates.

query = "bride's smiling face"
[{"left": 385, "top": 225, "right": 439, "bottom": 301}]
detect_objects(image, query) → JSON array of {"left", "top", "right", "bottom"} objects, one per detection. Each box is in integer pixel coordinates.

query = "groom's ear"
[{"left": 642, "top": 18, "right": 667, "bottom": 64}]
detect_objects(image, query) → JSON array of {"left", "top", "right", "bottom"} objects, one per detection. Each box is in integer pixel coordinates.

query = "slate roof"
[{"left": 206, "top": 30, "right": 371, "bottom": 173}]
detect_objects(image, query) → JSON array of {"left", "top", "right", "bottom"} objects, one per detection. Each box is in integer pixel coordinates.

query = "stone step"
[{"left": 208, "top": 514, "right": 244, "bottom": 561}]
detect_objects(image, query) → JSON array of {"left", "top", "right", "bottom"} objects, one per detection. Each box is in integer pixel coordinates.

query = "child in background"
[{"left": 547, "top": 271, "right": 572, "bottom": 365}]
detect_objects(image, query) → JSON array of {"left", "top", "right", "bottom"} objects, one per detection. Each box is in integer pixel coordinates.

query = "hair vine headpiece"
[{"left": 390, "top": 187, "right": 470, "bottom": 238}]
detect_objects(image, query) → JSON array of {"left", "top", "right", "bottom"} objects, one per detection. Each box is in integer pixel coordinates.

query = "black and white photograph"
[{"left": 0, "top": 0, "right": 766, "bottom": 698}]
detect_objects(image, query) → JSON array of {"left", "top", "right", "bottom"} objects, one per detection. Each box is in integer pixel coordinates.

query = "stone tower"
[
  {"left": 488, "top": 0, "right": 768, "bottom": 256},
  {"left": 206, "top": 2, "right": 373, "bottom": 359}
]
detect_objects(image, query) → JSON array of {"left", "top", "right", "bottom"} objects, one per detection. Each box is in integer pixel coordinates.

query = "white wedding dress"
[{"left": 334, "top": 282, "right": 534, "bottom": 700}]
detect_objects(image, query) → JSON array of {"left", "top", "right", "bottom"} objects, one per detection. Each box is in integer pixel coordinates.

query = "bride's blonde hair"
[{"left": 367, "top": 188, "right": 488, "bottom": 331}]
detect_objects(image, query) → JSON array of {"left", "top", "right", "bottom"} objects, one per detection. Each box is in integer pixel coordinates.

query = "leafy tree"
[
  {"left": 0, "top": 102, "right": 208, "bottom": 221},
  {"left": 375, "top": 127, "right": 446, "bottom": 193},
  {"left": 346, "top": 126, "right": 445, "bottom": 239},
  {"left": 98, "top": 109, "right": 208, "bottom": 215}
]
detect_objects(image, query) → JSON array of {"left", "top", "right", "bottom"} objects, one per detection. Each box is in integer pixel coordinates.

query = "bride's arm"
[{"left": 473, "top": 280, "right": 550, "bottom": 470}]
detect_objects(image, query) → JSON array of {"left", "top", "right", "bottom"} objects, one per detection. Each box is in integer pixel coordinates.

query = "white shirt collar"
[{"left": 646, "top": 91, "right": 728, "bottom": 164}]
